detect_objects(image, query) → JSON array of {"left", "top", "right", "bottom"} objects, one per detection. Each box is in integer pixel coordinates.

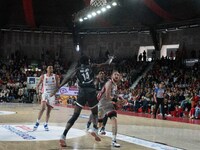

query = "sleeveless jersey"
[
  {"left": 76, "top": 65, "right": 95, "bottom": 88},
  {"left": 97, "top": 80, "right": 117, "bottom": 106},
  {"left": 42, "top": 74, "right": 57, "bottom": 94}
]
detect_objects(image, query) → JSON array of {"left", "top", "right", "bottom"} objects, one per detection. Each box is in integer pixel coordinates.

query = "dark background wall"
[{"left": 0, "top": 27, "right": 200, "bottom": 61}]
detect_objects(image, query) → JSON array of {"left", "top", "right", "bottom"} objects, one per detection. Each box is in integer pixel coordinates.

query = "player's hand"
[{"left": 108, "top": 55, "right": 115, "bottom": 65}]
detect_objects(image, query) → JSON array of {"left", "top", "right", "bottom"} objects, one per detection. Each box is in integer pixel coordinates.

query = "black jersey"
[
  {"left": 96, "top": 79, "right": 107, "bottom": 91},
  {"left": 76, "top": 65, "right": 95, "bottom": 88}
]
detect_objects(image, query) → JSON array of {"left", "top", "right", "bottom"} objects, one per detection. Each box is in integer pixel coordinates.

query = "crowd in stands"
[
  {"left": 121, "top": 57, "right": 200, "bottom": 119},
  {"left": 0, "top": 53, "right": 66, "bottom": 103},
  {"left": 1, "top": 52, "right": 200, "bottom": 120}
]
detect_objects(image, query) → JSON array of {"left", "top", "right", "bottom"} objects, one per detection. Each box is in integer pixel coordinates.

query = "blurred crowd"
[{"left": 0, "top": 54, "right": 200, "bottom": 119}]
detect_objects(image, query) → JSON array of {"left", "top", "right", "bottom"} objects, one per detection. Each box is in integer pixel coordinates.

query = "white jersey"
[
  {"left": 42, "top": 74, "right": 57, "bottom": 94},
  {"left": 98, "top": 80, "right": 117, "bottom": 101},
  {"left": 98, "top": 80, "right": 117, "bottom": 118}
]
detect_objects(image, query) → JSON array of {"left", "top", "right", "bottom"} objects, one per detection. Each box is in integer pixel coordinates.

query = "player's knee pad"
[
  {"left": 107, "top": 110, "right": 117, "bottom": 119},
  {"left": 68, "top": 112, "right": 80, "bottom": 124}
]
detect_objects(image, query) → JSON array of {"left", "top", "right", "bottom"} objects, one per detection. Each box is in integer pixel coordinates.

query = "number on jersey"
[{"left": 81, "top": 71, "right": 90, "bottom": 81}]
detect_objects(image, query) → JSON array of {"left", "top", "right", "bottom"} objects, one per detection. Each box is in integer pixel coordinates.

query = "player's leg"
[
  {"left": 60, "top": 104, "right": 82, "bottom": 147},
  {"left": 44, "top": 95, "right": 55, "bottom": 131},
  {"left": 86, "top": 113, "right": 93, "bottom": 131},
  {"left": 107, "top": 111, "right": 120, "bottom": 148},
  {"left": 88, "top": 90, "right": 101, "bottom": 141},
  {"left": 90, "top": 105, "right": 101, "bottom": 141},
  {"left": 33, "top": 99, "right": 46, "bottom": 131},
  {"left": 99, "top": 114, "right": 108, "bottom": 135},
  {"left": 98, "top": 106, "right": 103, "bottom": 128},
  {"left": 44, "top": 104, "right": 53, "bottom": 131}
]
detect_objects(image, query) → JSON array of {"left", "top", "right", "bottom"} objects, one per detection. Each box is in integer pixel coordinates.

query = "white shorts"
[
  {"left": 98, "top": 106, "right": 104, "bottom": 119},
  {"left": 98, "top": 102, "right": 114, "bottom": 119},
  {"left": 41, "top": 93, "right": 55, "bottom": 107}
]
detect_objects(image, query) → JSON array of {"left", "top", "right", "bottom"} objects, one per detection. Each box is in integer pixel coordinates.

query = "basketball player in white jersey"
[
  {"left": 97, "top": 70, "right": 126, "bottom": 147},
  {"left": 33, "top": 66, "right": 60, "bottom": 131}
]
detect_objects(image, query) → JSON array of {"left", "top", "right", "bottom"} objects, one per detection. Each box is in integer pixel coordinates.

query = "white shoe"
[
  {"left": 44, "top": 124, "right": 49, "bottom": 131},
  {"left": 99, "top": 127, "right": 106, "bottom": 135},
  {"left": 112, "top": 141, "right": 120, "bottom": 148},
  {"left": 59, "top": 135, "right": 67, "bottom": 147},
  {"left": 33, "top": 122, "right": 39, "bottom": 131}
]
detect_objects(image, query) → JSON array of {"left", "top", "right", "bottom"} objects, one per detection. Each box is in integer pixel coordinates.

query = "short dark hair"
[
  {"left": 80, "top": 55, "right": 89, "bottom": 65},
  {"left": 112, "top": 69, "right": 119, "bottom": 74}
]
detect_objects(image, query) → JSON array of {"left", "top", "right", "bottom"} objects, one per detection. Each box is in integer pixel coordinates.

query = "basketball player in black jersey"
[{"left": 55, "top": 55, "right": 113, "bottom": 147}]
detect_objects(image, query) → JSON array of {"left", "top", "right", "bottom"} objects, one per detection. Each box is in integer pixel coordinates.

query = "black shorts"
[{"left": 76, "top": 87, "right": 98, "bottom": 108}]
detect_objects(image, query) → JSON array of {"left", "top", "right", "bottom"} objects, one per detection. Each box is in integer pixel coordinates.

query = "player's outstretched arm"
[
  {"left": 92, "top": 55, "right": 115, "bottom": 68},
  {"left": 51, "top": 69, "right": 77, "bottom": 96}
]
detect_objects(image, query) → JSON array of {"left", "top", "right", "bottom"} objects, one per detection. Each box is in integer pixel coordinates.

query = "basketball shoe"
[
  {"left": 59, "top": 135, "right": 67, "bottom": 147},
  {"left": 91, "top": 127, "right": 101, "bottom": 141},
  {"left": 44, "top": 123, "right": 49, "bottom": 131},
  {"left": 112, "top": 140, "right": 120, "bottom": 148},
  {"left": 33, "top": 122, "right": 39, "bottom": 131}
]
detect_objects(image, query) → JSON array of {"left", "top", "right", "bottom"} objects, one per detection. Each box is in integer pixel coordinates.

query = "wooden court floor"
[{"left": 0, "top": 103, "right": 200, "bottom": 150}]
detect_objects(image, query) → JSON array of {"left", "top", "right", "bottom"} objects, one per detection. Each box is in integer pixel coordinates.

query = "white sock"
[
  {"left": 112, "top": 135, "right": 116, "bottom": 141},
  {"left": 36, "top": 119, "right": 40, "bottom": 123}
]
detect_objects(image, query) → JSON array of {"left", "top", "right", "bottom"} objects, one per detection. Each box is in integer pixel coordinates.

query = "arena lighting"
[
  {"left": 87, "top": 14, "right": 92, "bottom": 19},
  {"left": 106, "top": 5, "right": 111, "bottom": 9},
  {"left": 112, "top": 2, "right": 117, "bottom": 6},
  {"left": 96, "top": 10, "right": 102, "bottom": 14},
  {"left": 75, "top": 0, "right": 119, "bottom": 23},
  {"left": 190, "top": 24, "right": 199, "bottom": 27},
  {"left": 84, "top": 17, "right": 88, "bottom": 20},
  {"left": 101, "top": 7, "right": 107, "bottom": 12},
  {"left": 92, "top": 12, "right": 97, "bottom": 16},
  {"left": 76, "top": 44, "right": 80, "bottom": 52}
]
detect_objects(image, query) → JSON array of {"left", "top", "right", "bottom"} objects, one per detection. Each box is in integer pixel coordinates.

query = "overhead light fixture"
[
  {"left": 106, "top": 5, "right": 111, "bottom": 9},
  {"left": 87, "top": 14, "right": 92, "bottom": 19},
  {"left": 101, "top": 7, "right": 107, "bottom": 12},
  {"left": 112, "top": 2, "right": 117, "bottom": 6},
  {"left": 96, "top": 10, "right": 101, "bottom": 14},
  {"left": 76, "top": 44, "right": 80, "bottom": 52},
  {"left": 92, "top": 12, "right": 97, "bottom": 16},
  {"left": 75, "top": 0, "right": 119, "bottom": 23}
]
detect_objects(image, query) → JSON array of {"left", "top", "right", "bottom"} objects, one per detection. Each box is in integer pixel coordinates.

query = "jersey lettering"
[{"left": 81, "top": 71, "right": 90, "bottom": 81}]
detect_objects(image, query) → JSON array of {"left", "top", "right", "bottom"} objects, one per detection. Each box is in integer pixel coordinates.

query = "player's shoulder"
[{"left": 105, "top": 79, "right": 112, "bottom": 85}]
